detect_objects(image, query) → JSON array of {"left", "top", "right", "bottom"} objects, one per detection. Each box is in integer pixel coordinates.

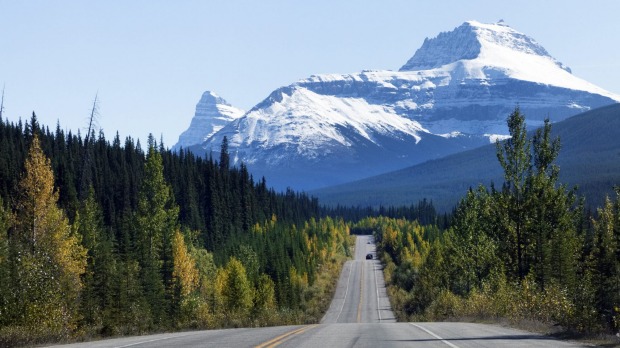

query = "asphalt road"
[
  {"left": 48, "top": 235, "right": 587, "bottom": 348},
  {"left": 320, "top": 234, "right": 395, "bottom": 324}
]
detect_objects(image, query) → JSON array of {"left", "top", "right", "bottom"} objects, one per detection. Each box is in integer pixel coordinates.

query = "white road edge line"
[
  {"left": 115, "top": 332, "right": 196, "bottom": 348},
  {"left": 336, "top": 260, "right": 354, "bottom": 322},
  {"left": 373, "top": 259, "right": 381, "bottom": 321},
  {"left": 410, "top": 323, "right": 460, "bottom": 348}
]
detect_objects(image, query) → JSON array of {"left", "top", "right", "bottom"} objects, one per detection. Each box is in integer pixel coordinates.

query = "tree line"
[
  {"left": 371, "top": 107, "right": 620, "bottom": 335},
  {"left": 0, "top": 115, "right": 351, "bottom": 346},
  {"left": 322, "top": 198, "right": 446, "bottom": 228}
]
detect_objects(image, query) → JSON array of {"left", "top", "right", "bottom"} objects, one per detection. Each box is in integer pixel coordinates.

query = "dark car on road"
[{"left": 365, "top": 253, "right": 373, "bottom": 260}]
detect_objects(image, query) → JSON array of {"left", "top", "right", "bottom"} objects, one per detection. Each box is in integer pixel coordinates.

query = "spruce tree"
[
  {"left": 134, "top": 143, "right": 179, "bottom": 325},
  {"left": 220, "top": 136, "right": 230, "bottom": 171},
  {"left": 76, "top": 187, "right": 118, "bottom": 329}
]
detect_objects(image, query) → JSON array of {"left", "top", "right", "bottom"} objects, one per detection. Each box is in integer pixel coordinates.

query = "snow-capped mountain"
[
  {"left": 173, "top": 91, "right": 244, "bottom": 151},
  {"left": 187, "top": 21, "right": 620, "bottom": 190}
]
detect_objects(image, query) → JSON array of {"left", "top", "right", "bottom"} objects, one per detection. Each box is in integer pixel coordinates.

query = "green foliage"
[
  {"left": 75, "top": 187, "right": 118, "bottom": 331},
  {"left": 0, "top": 196, "right": 11, "bottom": 327},
  {"left": 3, "top": 135, "right": 87, "bottom": 340},
  {"left": 220, "top": 257, "right": 253, "bottom": 314},
  {"left": 375, "top": 107, "right": 620, "bottom": 335},
  {"left": 135, "top": 143, "right": 180, "bottom": 326},
  {"left": 449, "top": 187, "right": 503, "bottom": 295},
  {"left": 0, "top": 116, "right": 348, "bottom": 344},
  {"left": 254, "top": 273, "right": 276, "bottom": 312},
  {"left": 589, "top": 189, "right": 620, "bottom": 332}
]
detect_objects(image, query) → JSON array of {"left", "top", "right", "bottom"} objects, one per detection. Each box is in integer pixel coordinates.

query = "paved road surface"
[
  {"left": 320, "top": 234, "right": 395, "bottom": 324},
  {"left": 48, "top": 235, "right": 586, "bottom": 348}
]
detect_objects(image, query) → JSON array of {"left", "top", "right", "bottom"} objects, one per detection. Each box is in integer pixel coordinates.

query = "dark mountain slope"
[{"left": 313, "top": 104, "right": 620, "bottom": 212}]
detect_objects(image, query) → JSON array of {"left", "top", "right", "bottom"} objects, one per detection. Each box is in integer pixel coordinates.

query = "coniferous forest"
[
  {"left": 1, "top": 107, "right": 620, "bottom": 346},
  {"left": 0, "top": 114, "right": 352, "bottom": 346}
]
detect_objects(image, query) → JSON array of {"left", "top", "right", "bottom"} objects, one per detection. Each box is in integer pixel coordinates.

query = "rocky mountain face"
[
  {"left": 179, "top": 21, "right": 619, "bottom": 190},
  {"left": 173, "top": 91, "right": 244, "bottom": 151}
]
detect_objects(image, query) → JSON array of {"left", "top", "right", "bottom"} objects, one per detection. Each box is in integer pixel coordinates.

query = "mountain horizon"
[{"left": 175, "top": 20, "right": 619, "bottom": 191}]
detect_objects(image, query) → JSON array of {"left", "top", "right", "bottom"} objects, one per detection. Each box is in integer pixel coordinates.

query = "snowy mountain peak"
[
  {"left": 173, "top": 91, "right": 244, "bottom": 151},
  {"left": 199, "top": 90, "right": 228, "bottom": 105},
  {"left": 399, "top": 20, "right": 568, "bottom": 73},
  {"left": 180, "top": 20, "right": 620, "bottom": 190}
]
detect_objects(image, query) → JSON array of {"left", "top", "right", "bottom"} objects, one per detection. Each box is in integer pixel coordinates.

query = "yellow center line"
[
  {"left": 357, "top": 261, "right": 364, "bottom": 323},
  {"left": 255, "top": 324, "right": 318, "bottom": 348}
]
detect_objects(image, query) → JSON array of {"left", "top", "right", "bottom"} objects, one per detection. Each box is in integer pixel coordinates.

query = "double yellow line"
[{"left": 255, "top": 325, "right": 318, "bottom": 348}]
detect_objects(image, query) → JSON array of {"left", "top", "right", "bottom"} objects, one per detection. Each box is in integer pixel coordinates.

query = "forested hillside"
[
  {"left": 370, "top": 108, "right": 620, "bottom": 335},
  {"left": 314, "top": 103, "right": 620, "bottom": 212},
  {"left": 0, "top": 114, "right": 351, "bottom": 347}
]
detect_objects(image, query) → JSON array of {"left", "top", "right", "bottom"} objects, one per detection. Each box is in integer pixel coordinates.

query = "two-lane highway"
[
  {"left": 321, "top": 235, "right": 395, "bottom": 324},
  {"left": 48, "top": 235, "right": 586, "bottom": 348}
]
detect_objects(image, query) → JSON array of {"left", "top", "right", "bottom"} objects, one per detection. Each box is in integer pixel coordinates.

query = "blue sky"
[{"left": 1, "top": 0, "right": 619, "bottom": 147}]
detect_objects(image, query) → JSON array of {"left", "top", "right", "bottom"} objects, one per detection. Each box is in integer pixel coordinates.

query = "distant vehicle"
[
  {"left": 367, "top": 241, "right": 371, "bottom": 244},
  {"left": 365, "top": 253, "right": 373, "bottom": 260}
]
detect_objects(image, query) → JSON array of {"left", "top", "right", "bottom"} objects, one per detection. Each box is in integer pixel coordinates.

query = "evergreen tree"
[
  {"left": 0, "top": 196, "right": 11, "bottom": 327},
  {"left": 220, "top": 136, "right": 230, "bottom": 171},
  {"left": 528, "top": 119, "right": 578, "bottom": 290},
  {"left": 134, "top": 143, "right": 179, "bottom": 325},
  {"left": 495, "top": 113, "right": 579, "bottom": 287},
  {"left": 76, "top": 187, "right": 118, "bottom": 330},
  {"left": 495, "top": 107, "right": 532, "bottom": 280}
]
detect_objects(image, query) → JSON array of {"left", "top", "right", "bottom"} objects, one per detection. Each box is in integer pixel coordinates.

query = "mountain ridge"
[
  {"left": 177, "top": 20, "right": 619, "bottom": 191},
  {"left": 312, "top": 103, "right": 620, "bottom": 212},
  {"left": 173, "top": 91, "right": 244, "bottom": 151}
]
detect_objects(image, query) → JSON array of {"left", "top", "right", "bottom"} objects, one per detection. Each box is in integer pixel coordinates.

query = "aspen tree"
[{"left": 12, "top": 135, "right": 86, "bottom": 333}]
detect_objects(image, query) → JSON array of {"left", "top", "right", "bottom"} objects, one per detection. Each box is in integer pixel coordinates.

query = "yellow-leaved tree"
[
  {"left": 172, "top": 230, "right": 198, "bottom": 298},
  {"left": 10, "top": 134, "right": 86, "bottom": 336},
  {"left": 216, "top": 257, "right": 253, "bottom": 325}
]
